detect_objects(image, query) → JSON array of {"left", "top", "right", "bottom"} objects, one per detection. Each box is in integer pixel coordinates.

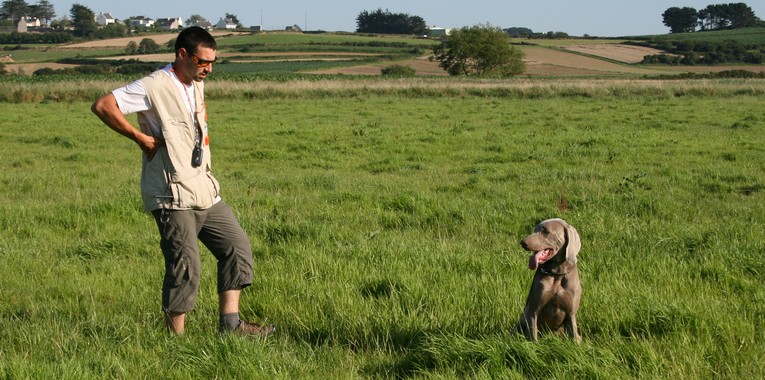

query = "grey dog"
[{"left": 513, "top": 218, "right": 582, "bottom": 343}]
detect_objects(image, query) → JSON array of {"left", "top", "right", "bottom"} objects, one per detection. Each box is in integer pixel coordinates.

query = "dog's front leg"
[
  {"left": 564, "top": 314, "right": 581, "bottom": 344},
  {"left": 526, "top": 313, "right": 539, "bottom": 341},
  {"left": 514, "top": 312, "right": 539, "bottom": 341},
  {"left": 517, "top": 276, "right": 549, "bottom": 341}
]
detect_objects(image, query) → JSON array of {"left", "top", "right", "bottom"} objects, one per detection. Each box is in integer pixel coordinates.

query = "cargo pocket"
[
  {"left": 170, "top": 169, "right": 217, "bottom": 209},
  {"left": 165, "top": 255, "right": 190, "bottom": 288}
]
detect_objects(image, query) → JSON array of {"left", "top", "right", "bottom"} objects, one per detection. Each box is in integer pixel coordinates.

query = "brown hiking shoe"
[{"left": 230, "top": 320, "right": 276, "bottom": 338}]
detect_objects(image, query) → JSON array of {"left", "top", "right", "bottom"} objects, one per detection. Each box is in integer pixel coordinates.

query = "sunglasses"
[{"left": 190, "top": 53, "right": 217, "bottom": 68}]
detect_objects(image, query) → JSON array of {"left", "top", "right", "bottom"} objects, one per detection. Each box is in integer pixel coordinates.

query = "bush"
[
  {"left": 381, "top": 64, "right": 416, "bottom": 76},
  {"left": 116, "top": 63, "right": 162, "bottom": 75},
  {"left": 0, "top": 32, "right": 73, "bottom": 44},
  {"left": 137, "top": 38, "right": 161, "bottom": 54},
  {"left": 125, "top": 41, "right": 138, "bottom": 55},
  {"left": 744, "top": 51, "right": 763, "bottom": 64},
  {"left": 75, "top": 64, "right": 115, "bottom": 75},
  {"left": 433, "top": 24, "right": 525, "bottom": 76}
]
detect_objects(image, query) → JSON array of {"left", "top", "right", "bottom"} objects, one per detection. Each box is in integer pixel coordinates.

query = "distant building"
[
  {"left": 191, "top": 18, "right": 213, "bottom": 30},
  {"left": 156, "top": 17, "right": 182, "bottom": 30},
  {"left": 96, "top": 12, "right": 117, "bottom": 26},
  {"left": 23, "top": 16, "right": 41, "bottom": 28},
  {"left": 428, "top": 26, "right": 451, "bottom": 37},
  {"left": 215, "top": 17, "right": 238, "bottom": 30},
  {"left": 14, "top": 16, "right": 41, "bottom": 32},
  {"left": 285, "top": 24, "right": 302, "bottom": 32},
  {"left": 16, "top": 18, "right": 27, "bottom": 33},
  {"left": 128, "top": 16, "right": 154, "bottom": 29}
]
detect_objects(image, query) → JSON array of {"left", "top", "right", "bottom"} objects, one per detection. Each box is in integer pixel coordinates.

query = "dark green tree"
[
  {"left": 504, "top": 27, "right": 533, "bottom": 38},
  {"left": 70, "top": 3, "right": 97, "bottom": 37},
  {"left": 356, "top": 8, "right": 427, "bottom": 35},
  {"left": 662, "top": 7, "right": 698, "bottom": 33},
  {"left": 0, "top": 0, "right": 30, "bottom": 24},
  {"left": 432, "top": 24, "right": 525, "bottom": 76},
  {"left": 29, "top": 0, "right": 54, "bottom": 26},
  {"left": 50, "top": 16, "right": 72, "bottom": 30},
  {"left": 698, "top": 2, "right": 759, "bottom": 30},
  {"left": 727, "top": 2, "right": 758, "bottom": 28},
  {"left": 95, "top": 23, "right": 127, "bottom": 39},
  {"left": 225, "top": 13, "right": 242, "bottom": 28},
  {"left": 185, "top": 14, "right": 205, "bottom": 27}
]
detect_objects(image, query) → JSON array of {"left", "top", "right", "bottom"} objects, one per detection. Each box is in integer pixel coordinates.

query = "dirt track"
[{"left": 562, "top": 44, "right": 665, "bottom": 63}]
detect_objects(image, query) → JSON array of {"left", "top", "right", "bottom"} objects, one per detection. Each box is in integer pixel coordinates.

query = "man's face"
[{"left": 182, "top": 46, "right": 216, "bottom": 82}]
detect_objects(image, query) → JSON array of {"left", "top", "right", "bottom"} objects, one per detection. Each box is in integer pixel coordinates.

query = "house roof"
[{"left": 156, "top": 17, "right": 181, "bottom": 26}]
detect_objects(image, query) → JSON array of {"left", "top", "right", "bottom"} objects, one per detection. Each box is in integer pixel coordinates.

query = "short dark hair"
[{"left": 174, "top": 26, "right": 217, "bottom": 56}]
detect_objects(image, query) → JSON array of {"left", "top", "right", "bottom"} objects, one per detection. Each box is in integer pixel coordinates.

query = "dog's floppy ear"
[{"left": 563, "top": 223, "right": 581, "bottom": 265}]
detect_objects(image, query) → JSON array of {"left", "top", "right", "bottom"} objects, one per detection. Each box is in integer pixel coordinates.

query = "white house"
[
  {"left": 96, "top": 12, "right": 117, "bottom": 26},
  {"left": 428, "top": 26, "right": 451, "bottom": 37},
  {"left": 128, "top": 16, "right": 154, "bottom": 28},
  {"left": 215, "top": 18, "right": 237, "bottom": 30},
  {"left": 22, "top": 16, "right": 41, "bottom": 28},
  {"left": 16, "top": 16, "right": 40, "bottom": 32}
]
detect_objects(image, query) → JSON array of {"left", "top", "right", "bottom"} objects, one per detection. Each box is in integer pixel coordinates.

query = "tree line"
[
  {"left": 662, "top": 2, "right": 762, "bottom": 33},
  {"left": 356, "top": 8, "right": 427, "bottom": 35}
]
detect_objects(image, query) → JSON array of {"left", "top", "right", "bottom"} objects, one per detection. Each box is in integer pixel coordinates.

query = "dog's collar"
[{"left": 538, "top": 267, "right": 572, "bottom": 277}]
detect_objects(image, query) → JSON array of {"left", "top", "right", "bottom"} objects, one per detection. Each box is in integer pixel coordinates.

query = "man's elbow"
[{"left": 91, "top": 94, "right": 112, "bottom": 117}]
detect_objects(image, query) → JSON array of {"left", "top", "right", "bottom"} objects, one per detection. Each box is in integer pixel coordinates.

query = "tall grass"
[
  {"left": 1, "top": 89, "right": 764, "bottom": 378},
  {"left": 1, "top": 76, "right": 765, "bottom": 103}
]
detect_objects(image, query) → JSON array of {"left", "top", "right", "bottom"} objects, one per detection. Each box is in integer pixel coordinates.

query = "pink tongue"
[
  {"left": 528, "top": 249, "right": 552, "bottom": 270},
  {"left": 529, "top": 254, "right": 540, "bottom": 270}
]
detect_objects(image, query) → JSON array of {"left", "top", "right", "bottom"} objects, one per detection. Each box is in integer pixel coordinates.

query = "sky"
[{"left": 53, "top": 1, "right": 765, "bottom": 37}]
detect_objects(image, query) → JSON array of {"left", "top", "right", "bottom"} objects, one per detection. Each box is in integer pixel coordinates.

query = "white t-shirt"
[{"left": 112, "top": 64, "right": 198, "bottom": 138}]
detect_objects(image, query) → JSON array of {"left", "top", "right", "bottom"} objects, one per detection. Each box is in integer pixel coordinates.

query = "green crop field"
[
  {"left": 1, "top": 80, "right": 764, "bottom": 378},
  {"left": 650, "top": 26, "right": 765, "bottom": 44}
]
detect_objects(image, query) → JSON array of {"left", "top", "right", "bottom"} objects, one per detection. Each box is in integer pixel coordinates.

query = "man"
[{"left": 91, "top": 27, "right": 274, "bottom": 337}]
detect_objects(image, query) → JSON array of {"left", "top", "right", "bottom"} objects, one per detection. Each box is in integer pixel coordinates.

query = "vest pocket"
[{"left": 170, "top": 168, "right": 218, "bottom": 209}]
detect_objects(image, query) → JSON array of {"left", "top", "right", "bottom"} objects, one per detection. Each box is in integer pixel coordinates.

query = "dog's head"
[{"left": 521, "top": 218, "right": 580, "bottom": 270}]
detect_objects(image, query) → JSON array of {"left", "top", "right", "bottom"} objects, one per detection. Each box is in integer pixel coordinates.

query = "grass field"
[{"left": 1, "top": 82, "right": 764, "bottom": 378}]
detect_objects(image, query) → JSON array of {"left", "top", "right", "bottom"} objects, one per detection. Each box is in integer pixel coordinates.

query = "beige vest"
[{"left": 137, "top": 70, "right": 219, "bottom": 211}]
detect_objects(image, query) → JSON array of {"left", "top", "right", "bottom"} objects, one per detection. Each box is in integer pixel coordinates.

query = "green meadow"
[{"left": 1, "top": 83, "right": 765, "bottom": 378}]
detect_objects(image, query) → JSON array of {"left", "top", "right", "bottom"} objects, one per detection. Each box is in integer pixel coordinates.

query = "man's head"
[{"left": 173, "top": 27, "right": 217, "bottom": 83}]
